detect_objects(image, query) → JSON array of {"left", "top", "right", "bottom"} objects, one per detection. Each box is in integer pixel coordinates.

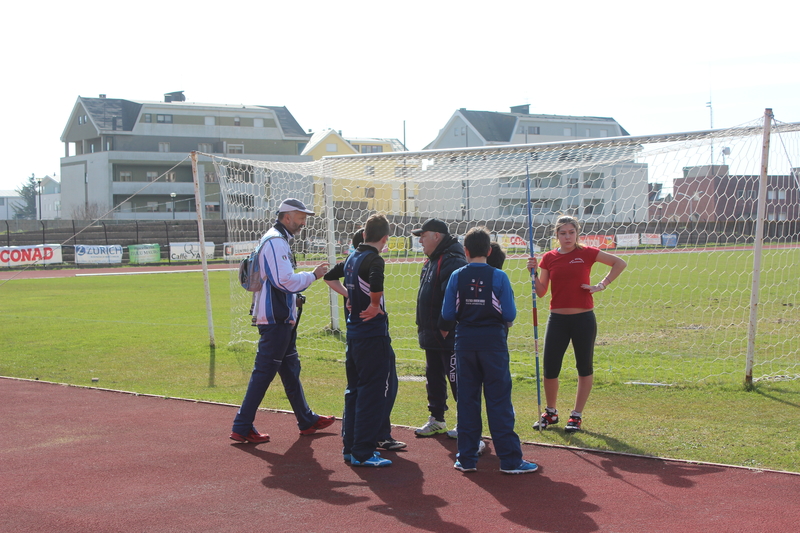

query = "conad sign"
[{"left": 0, "top": 245, "right": 63, "bottom": 267}]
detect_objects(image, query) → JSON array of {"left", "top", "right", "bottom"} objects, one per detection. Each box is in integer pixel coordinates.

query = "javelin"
[{"left": 525, "top": 162, "right": 543, "bottom": 431}]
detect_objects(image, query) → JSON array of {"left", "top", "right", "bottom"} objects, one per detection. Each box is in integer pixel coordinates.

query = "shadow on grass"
[{"left": 752, "top": 385, "right": 800, "bottom": 409}]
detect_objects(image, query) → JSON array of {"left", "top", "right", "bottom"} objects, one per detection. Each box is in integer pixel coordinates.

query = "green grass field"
[{"left": 1, "top": 248, "right": 799, "bottom": 472}]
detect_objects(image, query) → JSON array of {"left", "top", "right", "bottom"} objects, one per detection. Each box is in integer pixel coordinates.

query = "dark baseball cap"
[
  {"left": 277, "top": 198, "right": 315, "bottom": 215},
  {"left": 411, "top": 218, "right": 449, "bottom": 236}
]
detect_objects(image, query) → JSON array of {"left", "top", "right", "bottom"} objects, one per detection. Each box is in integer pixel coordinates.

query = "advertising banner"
[
  {"left": 223, "top": 241, "right": 259, "bottom": 261},
  {"left": 387, "top": 236, "right": 408, "bottom": 252},
  {"left": 0, "top": 244, "right": 63, "bottom": 267},
  {"left": 498, "top": 234, "right": 538, "bottom": 252},
  {"left": 128, "top": 244, "right": 161, "bottom": 264},
  {"left": 615, "top": 233, "right": 640, "bottom": 248},
  {"left": 75, "top": 244, "right": 123, "bottom": 264},
  {"left": 661, "top": 234, "right": 678, "bottom": 247},
  {"left": 641, "top": 233, "right": 662, "bottom": 245},
  {"left": 581, "top": 235, "right": 616, "bottom": 249},
  {"left": 169, "top": 242, "right": 216, "bottom": 261}
]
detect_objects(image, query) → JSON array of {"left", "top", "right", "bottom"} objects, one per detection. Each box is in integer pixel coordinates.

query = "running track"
[{"left": 1, "top": 377, "right": 798, "bottom": 533}]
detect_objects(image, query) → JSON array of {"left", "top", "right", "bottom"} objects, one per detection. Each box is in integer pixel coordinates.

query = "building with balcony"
[
  {"left": 59, "top": 92, "right": 311, "bottom": 220},
  {"left": 419, "top": 105, "right": 647, "bottom": 223}
]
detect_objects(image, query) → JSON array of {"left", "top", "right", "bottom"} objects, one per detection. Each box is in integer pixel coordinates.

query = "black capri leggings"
[{"left": 543, "top": 310, "right": 597, "bottom": 379}]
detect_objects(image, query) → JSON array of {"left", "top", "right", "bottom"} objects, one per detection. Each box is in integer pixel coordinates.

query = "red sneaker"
[
  {"left": 229, "top": 430, "right": 270, "bottom": 444},
  {"left": 299, "top": 415, "right": 336, "bottom": 435}
]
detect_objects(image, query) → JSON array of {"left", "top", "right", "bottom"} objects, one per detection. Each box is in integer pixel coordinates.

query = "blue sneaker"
[
  {"left": 351, "top": 452, "right": 392, "bottom": 467},
  {"left": 501, "top": 460, "right": 539, "bottom": 474},
  {"left": 454, "top": 461, "right": 477, "bottom": 473},
  {"left": 344, "top": 451, "right": 382, "bottom": 463}
]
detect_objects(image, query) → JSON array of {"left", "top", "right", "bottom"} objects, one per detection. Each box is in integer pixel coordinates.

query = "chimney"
[
  {"left": 164, "top": 91, "right": 185, "bottom": 103},
  {"left": 510, "top": 104, "right": 530, "bottom": 115}
]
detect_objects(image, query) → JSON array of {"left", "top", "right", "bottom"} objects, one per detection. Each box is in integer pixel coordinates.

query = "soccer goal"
[{"left": 205, "top": 111, "right": 800, "bottom": 386}]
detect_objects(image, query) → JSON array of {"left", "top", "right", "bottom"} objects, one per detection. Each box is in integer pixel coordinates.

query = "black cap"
[{"left": 411, "top": 218, "right": 449, "bottom": 236}]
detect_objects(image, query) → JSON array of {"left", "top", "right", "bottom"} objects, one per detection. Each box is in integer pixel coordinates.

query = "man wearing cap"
[
  {"left": 412, "top": 218, "right": 467, "bottom": 438},
  {"left": 230, "top": 198, "right": 335, "bottom": 444}
]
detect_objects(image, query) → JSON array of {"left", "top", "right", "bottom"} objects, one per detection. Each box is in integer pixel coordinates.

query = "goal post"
[{"left": 208, "top": 115, "right": 800, "bottom": 386}]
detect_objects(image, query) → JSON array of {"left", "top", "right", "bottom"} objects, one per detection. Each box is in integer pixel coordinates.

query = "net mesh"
[{"left": 207, "top": 116, "right": 800, "bottom": 385}]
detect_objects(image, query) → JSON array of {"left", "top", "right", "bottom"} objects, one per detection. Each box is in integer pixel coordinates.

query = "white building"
[
  {"left": 420, "top": 105, "right": 648, "bottom": 223},
  {"left": 59, "top": 92, "right": 312, "bottom": 220},
  {"left": 0, "top": 190, "right": 23, "bottom": 220}
]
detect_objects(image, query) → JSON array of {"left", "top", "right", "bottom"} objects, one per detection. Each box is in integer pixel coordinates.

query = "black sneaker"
[
  {"left": 377, "top": 439, "right": 407, "bottom": 450},
  {"left": 565, "top": 415, "right": 582, "bottom": 433},
  {"left": 533, "top": 410, "right": 559, "bottom": 429}
]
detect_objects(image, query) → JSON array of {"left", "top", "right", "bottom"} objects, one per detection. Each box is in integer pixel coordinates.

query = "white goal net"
[{"left": 206, "top": 113, "right": 800, "bottom": 386}]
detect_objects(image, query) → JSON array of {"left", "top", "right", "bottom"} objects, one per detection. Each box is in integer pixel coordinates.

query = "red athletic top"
[{"left": 539, "top": 246, "right": 600, "bottom": 310}]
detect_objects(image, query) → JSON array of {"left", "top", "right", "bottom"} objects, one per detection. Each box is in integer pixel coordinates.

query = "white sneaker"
[
  {"left": 446, "top": 425, "right": 458, "bottom": 439},
  {"left": 478, "top": 440, "right": 486, "bottom": 456},
  {"left": 415, "top": 416, "right": 448, "bottom": 437}
]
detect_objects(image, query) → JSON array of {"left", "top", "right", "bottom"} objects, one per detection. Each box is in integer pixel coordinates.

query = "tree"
[{"left": 14, "top": 174, "right": 37, "bottom": 220}]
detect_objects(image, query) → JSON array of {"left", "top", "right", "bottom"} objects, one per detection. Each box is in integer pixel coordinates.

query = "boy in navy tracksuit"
[
  {"left": 441, "top": 227, "right": 539, "bottom": 474},
  {"left": 324, "top": 214, "right": 397, "bottom": 467}
]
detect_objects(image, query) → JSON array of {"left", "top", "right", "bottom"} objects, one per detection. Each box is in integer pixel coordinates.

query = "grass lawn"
[{"left": 1, "top": 254, "right": 798, "bottom": 473}]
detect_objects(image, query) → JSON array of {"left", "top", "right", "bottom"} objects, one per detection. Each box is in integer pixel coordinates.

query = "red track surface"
[{"left": 1, "top": 377, "right": 797, "bottom": 533}]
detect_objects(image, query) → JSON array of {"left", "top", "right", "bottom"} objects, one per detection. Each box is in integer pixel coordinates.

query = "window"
[
  {"left": 532, "top": 172, "right": 561, "bottom": 188},
  {"left": 113, "top": 117, "right": 122, "bottom": 130},
  {"left": 78, "top": 116, "right": 83, "bottom": 125},
  {"left": 234, "top": 117, "right": 241, "bottom": 126},
  {"left": 583, "top": 199, "right": 604, "bottom": 215},
  {"left": 499, "top": 176, "right": 524, "bottom": 188},
  {"left": 461, "top": 127, "right": 466, "bottom": 135},
  {"left": 563, "top": 128, "right": 572, "bottom": 136},
  {"left": 528, "top": 126, "right": 540, "bottom": 135},
  {"left": 147, "top": 172, "right": 159, "bottom": 182},
  {"left": 198, "top": 143, "right": 213, "bottom": 153},
  {"left": 147, "top": 202, "right": 159, "bottom": 212},
  {"left": 156, "top": 114, "right": 173, "bottom": 123},
  {"left": 365, "top": 187, "right": 375, "bottom": 198},
  {"left": 395, "top": 167, "right": 412, "bottom": 178},
  {"left": 164, "top": 172, "right": 176, "bottom": 182},
  {"left": 254, "top": 118, "right": 264, "bottom": 128},
  {"left": 361, "top": 145, "right": 383, "bottom": 153},
  {"left": 768, "top": 189, "right": 787, "bottom": 200},
  {"left": 518, "top": 126, "right": 525, "bottom": 134},
  {"left": 205, "top": 203, "right": 220, "bottom": 212},
  {"left": 205, "top": 116, "right": 215, "bottom": 126},
  {"left": 159, "top": 142, "right": 170, "bottom": 152},
  {"left": 118, "top": 171, "right": 132, "bottom": 182},
  {"left": 227, "top": 144, "right": 244, "bottom": 154},
  {"left": 364, "top": 166, "right": 375, "bottom": 176},
  {"left": 499, "top": 199, "right": 526, "bottom": 216},
  {"left": 567, "top": 177, "right": 579, "bottom": 189},
  {"left": 326, "top": 143, "right": 338, "bottom": 152},
  {"left": 583, "top": 172, "right": 604, "bottom": 189},
  {"left": 105, "top": 137, "right": 114, "bottom": 151},
  {"left": 144, "top": 114, "right": 152, "bottom": 123},
  {"left": 205, "top": 172, "right": 218, "bottom": 183},
  {"left": 454, "top": 127, "right": 460, "bottom": 136}
]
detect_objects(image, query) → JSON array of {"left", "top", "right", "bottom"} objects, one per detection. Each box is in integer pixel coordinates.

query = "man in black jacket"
[{"left": 412, "top": 218, "right": 467, "bottom": 438}]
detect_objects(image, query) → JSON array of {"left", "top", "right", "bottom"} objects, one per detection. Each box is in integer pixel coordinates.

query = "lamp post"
[
  {"left": 36, "top": 177, "right": 43, "bottom": 220},
  {"left": 170, "top": 192, "right": 177, "bottom": 219}
]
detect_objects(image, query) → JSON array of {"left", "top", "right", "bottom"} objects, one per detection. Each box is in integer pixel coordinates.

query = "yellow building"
[{"left": 301, "top": 129, "right": 418, "bottom": 218}]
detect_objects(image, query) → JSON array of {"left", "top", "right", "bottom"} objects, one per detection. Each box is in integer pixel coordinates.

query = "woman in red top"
[{"left": 527, "top": 216, "right": 627, "bottom": 432}]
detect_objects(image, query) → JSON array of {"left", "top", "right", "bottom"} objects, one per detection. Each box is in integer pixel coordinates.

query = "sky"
[{"left": 1, "top": 0, "right": 798, "bottom": 192}]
